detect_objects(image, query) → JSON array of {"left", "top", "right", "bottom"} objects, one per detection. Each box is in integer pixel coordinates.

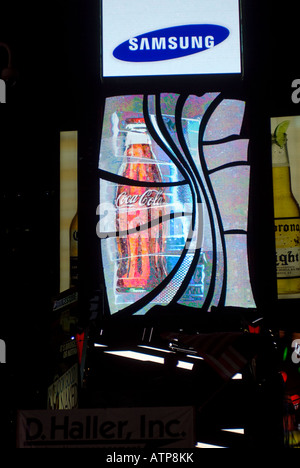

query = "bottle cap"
[
  {"left": 125, "top": 118, "right": 152, "bottom": 146},
  {"left": 125, "top": 131, "right": 151, "bottom": 146}
]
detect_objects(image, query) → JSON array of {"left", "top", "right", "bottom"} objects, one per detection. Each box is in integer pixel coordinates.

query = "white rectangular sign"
[
  {"left": 17, "top": 407, "right": 195, "bottom": 448},
  {"left": 102, "top": 0, "right": 241, "bottom": 77}
]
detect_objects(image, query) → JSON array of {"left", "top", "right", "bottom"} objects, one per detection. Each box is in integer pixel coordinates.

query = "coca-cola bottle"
[{"left": 115, "top": 118, "right": 167, "bottom": 292}]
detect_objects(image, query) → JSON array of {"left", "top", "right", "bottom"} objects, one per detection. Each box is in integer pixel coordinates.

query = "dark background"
[{"left": 0, "top": 0, "right": 300, "bottom": 446}]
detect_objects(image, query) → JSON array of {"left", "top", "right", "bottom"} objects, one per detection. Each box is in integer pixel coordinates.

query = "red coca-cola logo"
[{"left": 116, "top": 189, "right": 165, "bottom": 208}]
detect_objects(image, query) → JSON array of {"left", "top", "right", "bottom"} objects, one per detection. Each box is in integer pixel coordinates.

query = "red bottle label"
[{"left": 115, "top": 136, "right": 167, "bottom": 292}]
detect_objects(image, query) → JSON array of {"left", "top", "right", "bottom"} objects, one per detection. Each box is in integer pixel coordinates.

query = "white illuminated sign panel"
[{"left": 102, "top": 0, "right": 241, "bottom": 77}]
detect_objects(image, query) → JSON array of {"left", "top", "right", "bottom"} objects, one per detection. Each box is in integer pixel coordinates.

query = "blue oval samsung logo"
[{"left": 113, "top": 24, "right": 230, "bottom": 62}]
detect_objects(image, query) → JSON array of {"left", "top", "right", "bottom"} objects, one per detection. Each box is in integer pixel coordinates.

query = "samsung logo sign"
[{"left": 113, "top": 24, "right": 230, "bottom": 62}]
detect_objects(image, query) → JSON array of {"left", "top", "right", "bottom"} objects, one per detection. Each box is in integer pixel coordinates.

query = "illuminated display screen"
[
  {"left": 101, "top": 0, "right": 241, "bottom": 77},
  {"left": 60, "top": 131, "right": 78, "bottom": 292},
  {"left": 98, "top": 93, "right": 256, "bottom": 316}
]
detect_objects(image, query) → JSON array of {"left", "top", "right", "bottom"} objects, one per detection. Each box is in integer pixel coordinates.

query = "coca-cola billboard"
[{"left": 98, "top": 93, "right": 256, "bottom": 316}]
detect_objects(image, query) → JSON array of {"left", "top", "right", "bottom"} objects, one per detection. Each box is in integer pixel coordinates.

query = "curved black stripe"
[
  {"left": 145, "top": 95, "right": 198, "bottom": 271},
  {"left": 202, "top": 135, "right": 245, "bottom": 146},
  {"left": 171, "top": 93, "right": 222, "bottom": 310},
  {"left": 197, "top": 93, "right": 228, "bottom": 309},
  {"left": 143, "top": 95, "right": 192, "bottom": 185},
  {"left": 208, "top": 161, "right": 249, "bottom": 175},
  {"left": 99, "top": 168, "right": 188, "bottom": 187},
  {"left": 167, "top": 94, "right": 205, "bottom": 304},
  {"left": 224, "top": 229, "right": 247, "bottom": 235},
  {"left": 154, "top": 93, "right": 207, "bottom": 305},
  {"left": 172, "top": 93, "right": 203, "bottom": 207}
]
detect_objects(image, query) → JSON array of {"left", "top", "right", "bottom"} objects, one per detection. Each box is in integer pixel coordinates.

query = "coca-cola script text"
[{"left": 116, "top": 189, "right": 165, "bottom": 208}]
